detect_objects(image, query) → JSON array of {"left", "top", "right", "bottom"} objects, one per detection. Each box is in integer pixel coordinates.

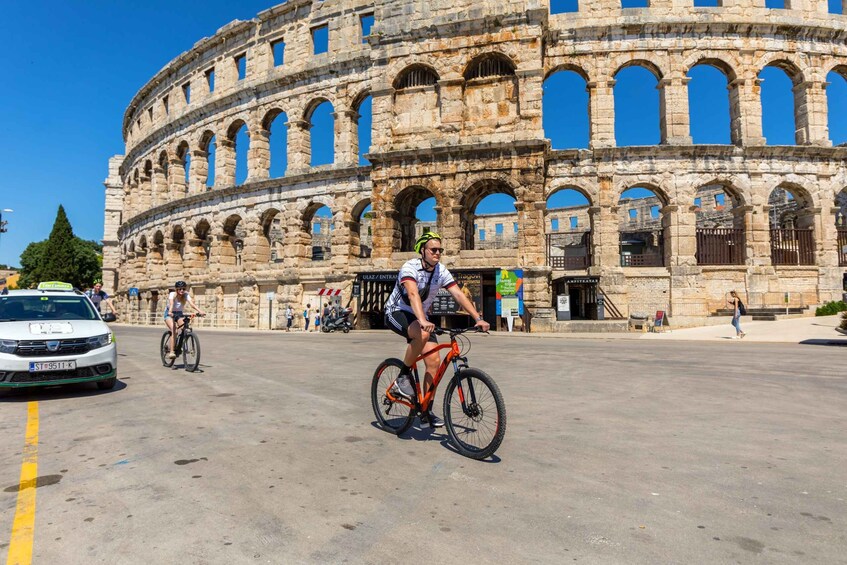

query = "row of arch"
[{"left": 120, "top": 178, "right": 847, "bottom": 269}]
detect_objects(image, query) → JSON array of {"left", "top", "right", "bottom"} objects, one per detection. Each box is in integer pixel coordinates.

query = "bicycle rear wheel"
[
  {"left": 443, "top": 368, "right": 506, "bottom": 460},
  {"left": 160, "top": 332, "right": 175, "bottom": 367},
  {"left": 183, "top": 333, "right": 200, "bottom": 372},
  {"left": 371, "top": 358, "right": 415, "bottom": 435}
]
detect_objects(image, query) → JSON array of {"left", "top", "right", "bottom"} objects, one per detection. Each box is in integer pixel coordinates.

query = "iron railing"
[
  {"left": 770, "top": 228, "right": 815, "bottom": 266},
  {"left": 696, "top": 228, "right": 745, "bottom": 265},
  {"left": 546, "top": 232, "right": 592, "bottom": 269}
]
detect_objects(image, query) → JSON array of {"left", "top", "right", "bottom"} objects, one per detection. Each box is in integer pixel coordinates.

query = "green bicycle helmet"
[{"left": 414, "top": 231, "right": 442, "bottom": 254}]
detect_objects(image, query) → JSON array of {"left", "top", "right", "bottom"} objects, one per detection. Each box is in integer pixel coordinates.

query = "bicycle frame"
[
  {"left": 386, "top": 334, "right": 466, "bottom": 413},
  {"left": 172, "top": 315, "right": 193, "bottom": 354}
]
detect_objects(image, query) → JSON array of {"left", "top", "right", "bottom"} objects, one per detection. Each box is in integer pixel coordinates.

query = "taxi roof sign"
[{"left": 37, "top": 281, "right": 74, "bottom": 291}]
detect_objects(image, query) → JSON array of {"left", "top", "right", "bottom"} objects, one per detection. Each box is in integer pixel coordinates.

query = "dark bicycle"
[{"left": 160, "top": 313, "right": 203, "bottom": 372}]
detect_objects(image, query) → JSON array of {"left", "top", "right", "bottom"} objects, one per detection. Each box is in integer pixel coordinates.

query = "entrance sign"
[
  {"left": 431, "top": 272, "right": 482, "bottom": 316},
  {"left": 496, "top": 269, "right": 524, "bottom": 316},
  {"left": 654, "top": 311, "right": 666, "bottom": 327},
  {"left": 556, "top": 294, "right": 571, "bottom": 321},
  {"left": 351, "top": 282, "right": 361, "bottom": 297}
]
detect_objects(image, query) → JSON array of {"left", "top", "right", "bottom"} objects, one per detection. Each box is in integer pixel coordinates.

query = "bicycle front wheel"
[
  {"left": 183, "top": 333, "right": 201, "bottom": 372},
  {"left": 371, "top": 358, "right": 414, "bottom": 435},
  {"left": 160, "top": 332, "right": 175, "bottom": 367},
  {"left": 443, "top": 368, "right": 506, "bottom": 460}
]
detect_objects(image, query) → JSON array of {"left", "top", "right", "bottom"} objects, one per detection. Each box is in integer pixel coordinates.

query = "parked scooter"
[{"left": 321, "top": 307, "right": 353, "bottom": 333}]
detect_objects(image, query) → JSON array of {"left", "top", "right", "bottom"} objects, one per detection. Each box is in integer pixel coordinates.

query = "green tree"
[{"left": 16, "top": 206, "right": 103, "bottom": 289}]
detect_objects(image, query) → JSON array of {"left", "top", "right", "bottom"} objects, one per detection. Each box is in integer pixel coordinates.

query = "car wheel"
[{"left": 97, "top": 377, "right": 117, "bottom": 390}]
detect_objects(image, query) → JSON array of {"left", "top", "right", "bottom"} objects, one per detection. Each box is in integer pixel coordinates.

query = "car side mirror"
[{"left": 102, "top": 313, "right": 117, "bottom": 323}]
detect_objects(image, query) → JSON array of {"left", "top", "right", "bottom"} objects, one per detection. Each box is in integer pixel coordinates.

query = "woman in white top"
[{"left": 164, "top": 281, "right": 206, "bottom": 359}]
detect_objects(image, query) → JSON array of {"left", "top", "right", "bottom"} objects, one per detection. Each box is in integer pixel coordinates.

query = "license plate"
[{"left": 29, "top": 361, "right": 77, "bottom": 372}]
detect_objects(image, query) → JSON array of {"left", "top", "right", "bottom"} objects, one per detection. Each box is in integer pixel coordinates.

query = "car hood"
[{"left": 0, "top": 320, "right": 110, "bottom": 340}]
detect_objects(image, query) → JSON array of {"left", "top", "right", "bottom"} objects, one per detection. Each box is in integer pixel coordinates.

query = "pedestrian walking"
[
  {"left": 728, "top": 290, "right": 746, "bottom": 339},
  {"left": 285, "top": 304, "right": 294, "bottom": 332},
  {"left": 314, "top": 310, "right": 321, "bottom": 332},
  {"left": 303, "top": 303, "right": 311, "bottom": 332}
]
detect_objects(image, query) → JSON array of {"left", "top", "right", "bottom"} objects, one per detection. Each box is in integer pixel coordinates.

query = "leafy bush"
[{"left": 816, "top": 301, "right": 847, "bottom": 316}]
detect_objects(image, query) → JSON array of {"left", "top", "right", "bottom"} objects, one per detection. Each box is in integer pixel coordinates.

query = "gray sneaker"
[
  {"left": 420, "top": 411, "right": 444, "bottom": 429},
  {"left": 389, "top": 373, "right": 415, "bottom": 400}
]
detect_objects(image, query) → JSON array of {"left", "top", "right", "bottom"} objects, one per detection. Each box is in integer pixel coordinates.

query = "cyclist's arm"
[
  {"left": 402, "top": 279, "right": 431, "bottom": 328},
  {"left": 185, "top": 295, "right": 206, "bottom": 316},
  {"left": 446, "top": 284, "right": 490, "bottom": 331},
  {"left": 104, "top": 296, "right": 117, "bottom": 313}
]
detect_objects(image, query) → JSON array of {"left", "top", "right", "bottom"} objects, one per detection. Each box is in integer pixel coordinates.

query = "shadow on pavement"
[
  {"left": 799, "top": 339, "right": 847, "bottom": 347},
  {"left": 0, "top": 379, "right": 128, "bottom": 403}
]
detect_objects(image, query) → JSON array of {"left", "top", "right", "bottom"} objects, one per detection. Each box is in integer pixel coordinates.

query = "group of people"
[{"left": 284, "top": 302, "right": 345, "bottom": 332}]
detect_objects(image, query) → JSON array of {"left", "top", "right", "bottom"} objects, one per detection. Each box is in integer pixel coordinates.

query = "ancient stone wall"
[{"left": 105, "top": 0, "right": 847, "bottom": 329}]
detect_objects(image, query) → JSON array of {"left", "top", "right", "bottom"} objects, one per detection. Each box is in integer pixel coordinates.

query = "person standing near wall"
[
  {"left": 285, "top": 304, "right": 294, "bottom": 332},
  {"left": 728, "top": 290, "right": 746, "bottom": 339},
  {"left": 304, "top": 303, "right": 311, "bottom": 332}
]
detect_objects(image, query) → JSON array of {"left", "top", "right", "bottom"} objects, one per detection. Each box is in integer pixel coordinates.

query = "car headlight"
[
  {"left": 87, "top": 333, "right": 113, "bottom": 349},
  {"left": 0, "top": 339, "right": 17, "bottom": 354}
]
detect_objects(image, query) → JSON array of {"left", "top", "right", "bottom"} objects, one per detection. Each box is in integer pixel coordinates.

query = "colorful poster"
[
  {"left": 496, "top": 269, "right": 524, "bottom": 316},
  {"left": 431, "top": 272, "right": 482, "bottom": 316}
]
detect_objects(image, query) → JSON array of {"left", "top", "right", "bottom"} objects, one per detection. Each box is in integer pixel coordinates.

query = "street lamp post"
[{"left": 0, "top": 209, "right": 13, "bottom": 257}]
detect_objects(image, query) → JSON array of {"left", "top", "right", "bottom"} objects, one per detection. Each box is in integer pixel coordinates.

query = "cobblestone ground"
[{"left": 1, "top": 327, "right": 845, "bottom": 564}]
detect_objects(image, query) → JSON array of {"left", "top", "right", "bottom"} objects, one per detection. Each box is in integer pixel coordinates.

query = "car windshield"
[{"left": 0, "top": 296, "right": 98, "bottom": 322}]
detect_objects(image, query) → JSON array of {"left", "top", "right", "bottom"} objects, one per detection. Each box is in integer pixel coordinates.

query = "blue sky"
[{"left": 1, "top": 1, "right": 845, "bottom": 266}]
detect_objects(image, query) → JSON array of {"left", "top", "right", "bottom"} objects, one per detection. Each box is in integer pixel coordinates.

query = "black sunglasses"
[{"left": 426, "top": 247, "right": 444, "bottom": 254}]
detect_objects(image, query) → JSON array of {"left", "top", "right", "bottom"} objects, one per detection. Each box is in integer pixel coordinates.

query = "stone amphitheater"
[{"left": 104, "top": 0, "right": 847, "bottom": 331}]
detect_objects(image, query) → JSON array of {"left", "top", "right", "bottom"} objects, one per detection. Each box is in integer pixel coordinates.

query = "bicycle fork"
[{"left": 451, "top": 357, "right": 479, "bottom": 417}]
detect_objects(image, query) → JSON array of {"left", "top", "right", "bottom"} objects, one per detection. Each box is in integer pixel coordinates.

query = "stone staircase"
[{"left": 712, "top": 306, "right": 809, "bottom": 321}]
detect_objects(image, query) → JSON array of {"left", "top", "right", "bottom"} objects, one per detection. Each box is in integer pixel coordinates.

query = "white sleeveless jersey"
[{"left": 384, "top": 259, "right": 456, "bottom": 316}]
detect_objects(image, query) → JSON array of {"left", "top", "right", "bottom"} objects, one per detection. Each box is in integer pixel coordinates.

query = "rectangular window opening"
[
  {"left": 551, "top": 218, "right": 559, "bottom": 232},
  {"left": 621, "top": 0, "right": 649, "bottom": 7},
  {"left": 272, "top": 40, "right": 285, "bottom": 67},
  {"left": 693, "top": 0, "right": 721, "bottom": 6},
  {"left": 495, "top": 223, "right": 504, "bottom": 235},
  {"left": 312, "top": 25, "right": 329, "bottom": 55},
  {"left": 479, "top": 229, "right": 486, "bottom": 241},
  {"left": 694, "top": 197, "right": 702, "bottom": 209},
  {"left": 765, "top": 0, "right": 786, "bottom": 8},
  {"left": 570, "top": 216, "right": 578, "bottom": 229},
  {"left": 513, "top": 222, "right": 518, "bottom": 233},
  {"left": 205, "top": 68, "right": 215, "bottom": 93},
  {"left": 360, "top": 14, "right": 374, "bottom": 43},
  {"left": 650, "top": 206, "right": 660, "bottom": 219},
  {"left": 182, "top": 82, "right": 191, "bottom": 104},
  {"left": 715, "top": 193, "right": 726, "bottom": 207},
  {"left": 235, "top": 54, "right": 247, "bottom": 81},
  {"left": 147, "top": 107, "right": 153, "bottom": 122},
  {"left": 551, "top": 0, "right": 579, "bottom": 13},
  {"left": 629, "top": 209, "right": 637, "bottom": 221},
  {"left": 163, "top": 95, "right": 169, "bottom": 115}
]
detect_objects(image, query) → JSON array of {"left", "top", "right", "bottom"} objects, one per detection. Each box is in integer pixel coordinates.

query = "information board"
[
  {"left": 496, "top": 269, "right": 524, "bottom": 316},
  {"left": 431, "top": 272, "right": 482, "bottom": 316}
]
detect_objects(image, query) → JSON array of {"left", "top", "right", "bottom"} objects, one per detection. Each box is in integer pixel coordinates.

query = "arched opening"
[
  {"left": 169, "top": 226, "right": 185, "bottom": 274},
  {"left": 393, "top": 65, "right": 440, "bottom": 132},
  {"left": 694, "top": 184, "right": 745, "bottom": 265},
  {"left": 176, "top": 141, "right": 190, "bottom": 196},
  {"left": 142, "top": 161, "right": 153, "bottom": 209},
  {"left": 260, "top": 209, "right": 284, "bottom": 264},
  {"left": 759, "top": 65, "right": 799, "bottom": 145},
  {"left": 200, "top": 131, "right": 216, "bottom": 188},
  {"left": 156, "top": 151, "right": 170, "bottom": 205},
  {"left": 264, "top": 110, "right": 288, "bottom": 178},
  {"left": 614, "top": 65, "right": 661, "bottom": 146},
  {"left": 350, "top": 200, "right": 373, "bottom": 258},
  {"left": 308, "top": 101, "right": 334, "bottom": 167},
  {"left": 222, "top": 215, "right": 246, "bottom": 268},
  {"left": 463, "top": 53, "right": 519, "bottom": 129},
  {"left": 459, "top": 181, "right": 517, "bottom": 251},
  {"left": 307, "top": 205, "right": 333, "bottom": 261},
  {"left": 768, "top": 185, "right": 815, "bottom": 265},
  {"left": 618, "top": 186, "right": 666, "bottom": 267},
  {"left": 356, "top": 95, "right": 372, "bottom": 166},
  {"left": 228, "top": 120, "right": 250, "bottom": 185},
  {"left": 194, "top": 220, "right": 212, "bottom": 266},
  {"left": 392, "top": 187, "right": 438, "bottom": 252},
  {"left": 827, "top": 68, "right": 847, "bottom": 146},
  {"left": 151, "top": 231, "right": 165, "bottom": 278},
  {"left": 543, "top": 69, "right": 589, "bottom": 149},
  {"left": 687, "top": 64, "right": 732, "bottom": 144},
  {"left": 473, "top": 194, "right": 519, "bottom": 250},
  {"left": 545, "top": 188, "right": 592, "bottom": 269}
]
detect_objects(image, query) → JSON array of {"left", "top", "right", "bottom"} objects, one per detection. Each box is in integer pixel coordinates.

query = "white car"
[{"left": 0, "top": 282, "right": 117, "bottom": 395}]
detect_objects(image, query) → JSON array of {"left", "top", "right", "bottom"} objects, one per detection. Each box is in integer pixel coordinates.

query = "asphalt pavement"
[{"left": 1, "top": 326, "right": 845, "bottom": 564}]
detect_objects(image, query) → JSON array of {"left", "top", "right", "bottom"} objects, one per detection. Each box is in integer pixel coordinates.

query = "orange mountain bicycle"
[{"left": 371, "top": 327, "right": 506, "bottom": 460}]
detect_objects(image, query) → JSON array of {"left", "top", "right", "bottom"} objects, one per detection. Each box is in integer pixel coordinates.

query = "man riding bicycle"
[
  {"left": 164, "top": 281, "right": 206, "bottom": 359},
  {"left": 385, "top": 231, "right": 490, "bottom": 428}
]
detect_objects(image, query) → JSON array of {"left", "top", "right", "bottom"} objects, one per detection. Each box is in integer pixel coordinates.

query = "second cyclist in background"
[
  {"left": 164, "top": 281, "right": 206, "bottom": 359},
  {"left": 384, "top": 231, "right": 490, "bottom": 428}
]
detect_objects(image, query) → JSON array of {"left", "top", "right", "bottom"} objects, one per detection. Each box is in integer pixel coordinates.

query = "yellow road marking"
[{"left": 6, "top": 402, "right": 38, "bottom": 565}]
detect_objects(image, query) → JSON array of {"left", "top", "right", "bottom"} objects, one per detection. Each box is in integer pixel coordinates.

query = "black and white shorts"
[{"left": 385, "top": 310, "right": 438, "bottom": 344}]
